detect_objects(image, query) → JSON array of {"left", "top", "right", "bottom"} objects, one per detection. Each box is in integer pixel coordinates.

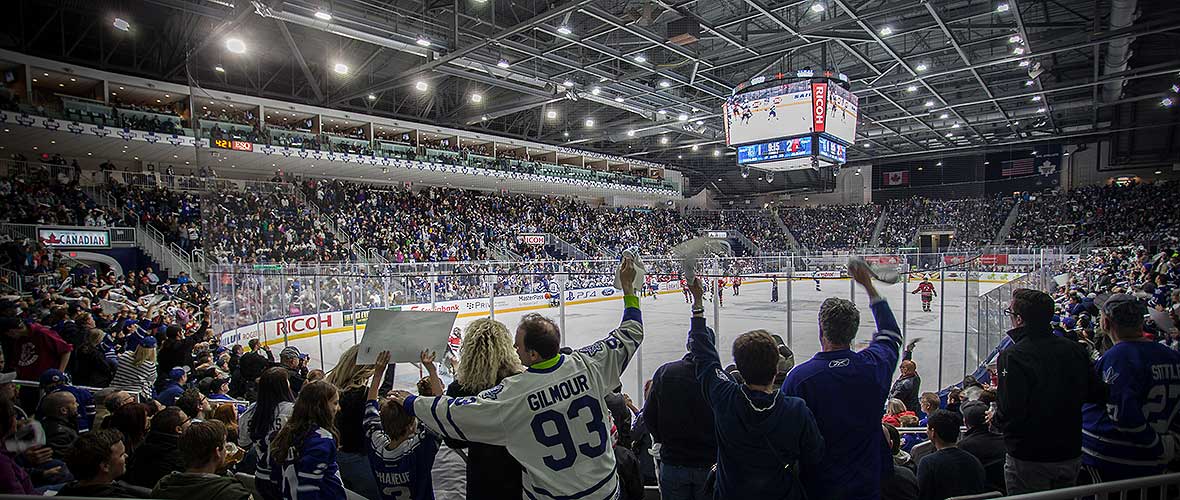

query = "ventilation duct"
[{"left": 1102, "top": 0, "right": 1139, "bottom": 102}]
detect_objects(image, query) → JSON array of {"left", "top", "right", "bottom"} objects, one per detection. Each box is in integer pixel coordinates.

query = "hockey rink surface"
[{"left": 289, "top": 277, "right": 1005, "bottom": 399}]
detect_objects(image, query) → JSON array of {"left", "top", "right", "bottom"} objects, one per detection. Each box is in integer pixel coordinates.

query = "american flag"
[{"left": 1001, "top": 158, "right": 1036, "bottom": 177}]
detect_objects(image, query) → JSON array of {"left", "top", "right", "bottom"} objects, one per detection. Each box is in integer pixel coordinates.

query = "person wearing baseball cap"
[
  {"left": 157, "top": 367, "right": 189, "bottom": 407},
  {"left": 1081, "top": 294, "right": 1180, "bottom": 489},
  {"left": 279, "top": 346, "right": 308, "bottom": 394}
]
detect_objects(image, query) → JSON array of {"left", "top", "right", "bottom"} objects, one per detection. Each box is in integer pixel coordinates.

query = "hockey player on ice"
[{"left": 912, "top": 276, "right": 937, "bottom": 311}]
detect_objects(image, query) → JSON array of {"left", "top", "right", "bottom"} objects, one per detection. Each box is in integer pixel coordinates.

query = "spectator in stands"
[
  {"left": 95, "top": 389, "right": 134, "bottom": 428},
  {"left": 685, "top": 278, "right": 824, "bottom": 499},
  {"left": 890, "top": 340, "right": 921, "bottom": 412},
  {"left": 645, "top": 291, "right": 718, "bottom": 500},
  {"left": 1080, "top": 294, "right": 1180, "bottom": 487},
  {"left": 238, "top": 339, "right": 274, "bottom": 398},
  {"left": 280, "top": 346, "right": 308, "bottom": 395},
  {"left": 0, "top": 400, "right": 34, "bottom": 494},
  {"left": 239, "top": 367, "right": 295, "bottom": 500},
  {"left": 3, "top": 316, "right": 73, "bottom": 402},
  {"left": 158, "top": 325, "right": 203, "bottom": 386},
  {"left": 110, "top": 336, "right": 159, "bottom": 399},
  {"left": 152, "top": 419, "right": 253, "bottom": 500},
  {"left": 40, "top": 390, "right": 80, "bottom": 458},
  {"left": 994, "top": 288, "right": 1106, "bottom": 494},
  {"left": 324, "top": 345, "right": 381, "bottom": 500},
  {"left": 125, "top": 407, "right": 188, "bottom": 488},
  {"left": 57, "top": 429, "right": 137, "bottom": 498},
  {"left": 612, "top": 405, "right": 645, "bottom": 500},
  {"left": 104, "top": 402, "right": 150, "bottom": 457},
  {"left": 443, "top": 318, "right": 525, "bottom": 500},
  {"left": 71, "top": 327, "right": 116, "bottom": 388},
  {"left": 177, "top": 389, "right": 211, "bottom": 420},
  {"left": 957, "top": 401, "right": 1005, "bottom": 494},
  {"left": 918, "top": 392, "right": 940, "bottom": 420},
  {"left": 268, "top": 380, "right": 345, "bottom": 500},
  {"left": 157, "top": 368, "right": 188, "bottom": 406},
  {"left": 783, "top": 263, "right": 903, "bottom": 500},
  {"left": 881, "top": 424, "right": 918, "bottom": 500},
  {"left": 364, "top": 350, "right": 443, "bottom": 500},
  {"left": 917, "top": 409, "right": 986, "bottom": 500}
]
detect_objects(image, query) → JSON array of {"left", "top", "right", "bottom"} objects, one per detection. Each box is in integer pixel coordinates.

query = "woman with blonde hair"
[
  {"left": 325, "top": 345, "right": 380, "bottom": 499},
  {"left": 444, "top": 318, "right": 525, "bottom": 500},
  {"left": 109, "top": 336, "right": 159, "bottom": 398}
]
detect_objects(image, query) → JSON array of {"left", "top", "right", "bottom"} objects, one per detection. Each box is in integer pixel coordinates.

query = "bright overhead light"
[
  {"left": 634, "top": 54, "right": 647, "bottom": 63},
  {"left": 591, "top": 87, "right": 601, "bottom": 95},
  {"left": 659, "top": 80, "right": 671, "bottom": 88},
  {"left": 470, "top": 93, "right": 483, "bottom": 103},
  {"left": 695, "top": 120, "right": 704, "bottom": 125},
  {"left": 225, "top": 38, "right": 246, "bottom": 54},
  {"left": 1013, "top": 47, "right": 1025, "bottom": 55},
  {"left": 557, "top": 25, "right": 572, "bottom": 35},
  {"left": 481, "top": 115, "right": 489, "bottom": 121},
  {"left": 113, "top": 17, "right": 131, "bottom": 31},
  {"left": 314, "top": 10, "right": 332, "bottom": 21},
  {"left": 879, "top": 26, "right": 893, "bottom": 36},
  {"left": 997, "top": 3, "right": 1010, "bottom": 13},
  {"left": 367, "top": 94, "right": 377, "bottom": 100},
  {"left": 614, "top": 96, "right": 625, "bottom": 103},
  {"left": 1008, "top": 35, "right": 1022, "bottom": 43},
  {"left": 952, "top": 123, "right": 960, "bottom": 128},
  {"left": 1156, "top": 170, "right": 1164, "bottom": 174},
  {"left": 660, "top": 136, "right": 669, "bottom": 144},
  {"left": 1018, "top": 60, "right": 1030, "bottom": 67},
  {"left": 906, "top": 85, "right": 918, "bottom": 92},
  {"left": 677, "top": 113, "right": 689, "bottom": 121},
  {"left": 562, "top": 79, "right": 575, "bottom": 87},
  {"left": 562, "top": 131, "right": 570, "bottom": 137},
  {"left": 945, "top": 132, "right": 954, "bottom": 137},
  {"left": 416, "top": 36, "right": 431, "bottom": 47},
  {"left": 214, "top": 65, "right": 225, "bottom": 72},
  {"left": 915, "top": 63, "right": 928, "bottom": 71},
  {"left": 1025, "top": 80, "right": 1035, "bottom": 86},
  {"left": 692, "top": 144, "right": 700, "bottom": 151},
  {"left": 546, "top": 110, "right": 557, "bottom": 119},
  {"left": 811, "top": 3, "right": 825, "bottom": 12},
  {"left": 1031, "top": 95, "right": 1042, "bottom": 102},
  {"left": 657, "top": 109, "right": 667, "bottom": 115},
  {"left": 333, "top": 63, "right": 348, "bottom": 74},
  {"left": 415, "top": 81, "right": 428, "bottom": 91},
  {"left": 584, "top": 118, "right": 595, "bottom": 127},
  {"left": 1172, "top": 84, "right": 1180, "bottom": 93},
  {"left": 939, "top": 113, "right": 949, "bottom": 119},
  {"left": 1161, "top": 97, "right": 1174, "bottom": 107},
  {"left": 627, "top": 130, "right": 636, "bottom": 136},
  {"left": 924, "top": 100, "right": 934, "bottom": 107},
  {"left": 713, "top": 149, "right": 721, "bottom": 157},
  {"left": 1036, "top": 107, "right": 1046, "bottom": 113},
  {"left": 497, "top": 59, "right": 510, "bottom": 69},
  {"left": 936, "top": 161, "right": 943, "bottom": 166}
]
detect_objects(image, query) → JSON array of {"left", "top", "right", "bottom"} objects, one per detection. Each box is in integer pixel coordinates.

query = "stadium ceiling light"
[
  {"left": 924, "top": 100, "right": 934, "bottom": 107},
  {"left": 917, "top": 166, "right": 924, "bottom": 171},
  {"left": 1008, "top": 35, "right": 1022, "bottom": 43},
  {"left": 1163, "top": 97, "right": 1175, "bottom": 107},
  {"left": 657, "top": 109, "right": 667, "bottom": 115},
  {"left": 692, "top": 144, "right": 700, "bottom": 151},
  {"left": 562, "top": 79, "right": 575, "bottom": 88},
  {"left": 614, "top": 96, "right": 625, "bottom": 103},
  {"left": 626, "top": 130, "right": 636, "bottom": 137},
  {"left": 416, "top": 36, "right": 431, "bottom": 47},
  {"left": 879, "top": 26, "right": 893, "bottom": 36},
  {"left": 937, "top": 161, "right": 943, "bottom": 166},
  {"left": 862, "top": 142, "right": 870, "bottom": 147},
  {"left": 1013, "top": 47, "right": 1025, "bottom": 55},
  {"left": 225, "top": 38, "right": 246, "bottom": 54},
  {"left": 997, "top": 3, "right": 1010, "bottom": 13},
  {"left": 584, "top": 118, "right": 595, "bottom": 127},
  {"left": 915, "top": 63, "right": 928, "bottom": 71},
  {"left": 945, "top": 132, "right": 953, "bottom": 137},
  {"left": 1025, "top": 80, "right": 1035, "bottom": 86},
  {"left": 547, "top": 110, "right": 557, "bottom": 119},
  {"left": 113, "top": 18, "right": 131, "bottom": 32},
  {"left": 415, "top": 81, "right": 428, "bottom": 91},
  {"left": 952, "top": 123, "right": 960, "bottom": 128},
  {"left": 314, "top": 10, "right": 332, "bottom": 21},
  {"left": 1036, "top": 107, "right": 1046, "bottom": 113},
  {"left": 1156, "top": 170, "right": 1164, "bottom": 174},
  {"left": 1031, "top": 95, "right": 1042, "bottom": 102},
  {"left": 333, "top": 63, "right": 349, "bottom": 74},
  {"left": 678, "top": 155, "right": 683, "bottom": 159},
  {"left": 659, "top": 80, "right": 672, "bottom": 88},
  {"left": 810, "top": 3, "right": 825, "bottom": 13},
  {"left": 470, "top": 93, "right": 482, "bottom": 103},
  {"left": 660, "top": 136, "right": 669, "bottom": 144},
  {"left": 713, "top": 149, "right": 722, "bottom": 157},
  {"left": 367, "top": 94, "right": 377, "bottom": 100},
  {"left": 557, "top": 25, "right": 572, "bottom": 35},
  {"left": 1171, "top": 84, "right": 1180, "bottom": 93},
  {"left": 634, "top": 54, "right": 647, "bottom": 63},
  {"left": 497, "top": 59, "right": 511, "bottom": 69},
  {"left": 563, "top": 131, "right": 570, "bottom": 137},
  {"left": 214, "top": 65, "right": 225, "bottom": 72},
  {"left": 696, "top": 120, "right": 704, "bottom": 125},
  {"left": 939, "top": 113, "right": 949, "bottom": 119},
  {"left": 906, "top": 85, "right": 918, "bottom": 92},
  {"left": 678, "top": 113, "right": 689, "bottom": 121},
  {"left": 1018, "top": 60, "right": 1031, "bottom": 67},
  {"left": 591, "top": 87, "right": 601, "bottom": 95}
]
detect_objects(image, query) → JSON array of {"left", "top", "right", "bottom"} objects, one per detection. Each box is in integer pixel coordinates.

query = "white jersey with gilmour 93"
[{"left": 401, "top": 304, "right": 644, "bottom": 500}]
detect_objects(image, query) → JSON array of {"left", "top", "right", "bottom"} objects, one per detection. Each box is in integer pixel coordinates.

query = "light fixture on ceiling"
[
  {"left": 811, "top": 3, "right": 825, "bottom": 13},
  {"left": 584, "top": 118, "right": 595, "bottom": 127},
  {"left": 1024, "top": 80, "right": 1035, "bottom": 86},
  {"left": 879, "top": 26, "right": 893, "bottom": 36},
  {"left": 678, "top": 113, "right": 689, "bottom": 121},
  {"left": 416, "top": 36, "right": 431, "bottom": 47},
  {"left": 626, "top": 130, "right": 636, "bottom": 137},
  {"left": 113, "top": 17, "right": 131, "bottom": 31},
  {"left": 657, "top": 109, "right": 667, "bottom": 115},
  {"left": 634, "top": 54, "right": 647, "bottom": 63},
  {"left": 557, "top": 25, "right": 572, "bottom": 35},
  {"left": 952, "top": 123, "right": 960, "bottom": 128},
  {"left": 591, "top": 87, "right": 601, "bottom": 95},
  {"left": 214, "top": 65, "right": 225, "bottom": 72},
  {"left": 1018, "top": 60, "right": 1031, "bottom": 67},
  {"left": 415, "top": 81, "right": 428, "bottom": 91},
  {"left": 1013, "top": 47, "right": 1025, "bottom": 55},
  {"left": 695, "top": 120, "right": 704, "bottom": 125},
  {"left": 1156, "top": 170, "right": 1164, "bottom": 175},
  {"left": 333, "top": 63, "right": 348, "bottom": 74},
  {"left": 1162, "top": 97, "right": 1175, "bottom": 108},
  {"left": 924, "top": 100, "right": 934, "bottom": 107},
  {"left": 1008, "top": 35, "right": 1022, "bottom": 43},
  {"left": 945, "top": 132, "right": 954, "bottom": 137},
  {"left": 1031, "top": 95, "right": 1042, "bottom": 102},
  {"left": 547, "top": 110, "right": 558, "bottom": 119},
  {"left": 481, "top": 115, "right": 489, "bottom": 121},
  {"left": 936, "top": 161, "right": 943, "bottom": 166},
  {"left": 997, "top": 3, "right": 1010, "bottom": 13},
  {"left": 741, "top": 165, "right": 750, "bottom": 178},
  {"left": 1036, "top": 107, "right": 1046, "bottom": 113},
  {"left": 497, "top": 59, "right": 510, "bottom": 69},
  {"left": 678, "top": 155, "right": 683, "bottom": 159},
  {"left": 367, "top": 94, "right": 377, "bottom": 100},
  {"left": 1171, "top": 84, "right": 1180, "bottom": 93},
  {"left": 470, "top": 93, "right": 483, "bottom": 103},
  {"left": 225, "top": 38, "right": 246, "bottom": 54},
  {"left": 906, "top": 85, "right": 918, "bottom": 92},
  {"left": 692, "top": 144, "right": 700, "bottom": 151},
  {"left": 614, "top": 96, "right": 625, "bottom": 103},
  {"left": 915, "top": 63, "right": 928, "bottom": 71},
  {"left": 659, "top": 80, "right": 671, "bottom": 88},
  {"left": 713, "top": 149, "right": 721, "bottom": 157},
  {"left": 562, "top": 79, "right": 575, "bottom": 88},
  {"left": 660, "top": 136, "right": 669, "bottom": 144},
  {"left": 314, "top": 10, "right": 332, "bottom": 21},
  {"left": 939, "top": 113, "right": 949, "bottom": 119}
]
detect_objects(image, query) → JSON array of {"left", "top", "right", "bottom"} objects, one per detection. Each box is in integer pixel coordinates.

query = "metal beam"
[{"left": 276, "top": 21, "right": 325, "bottom": 104}]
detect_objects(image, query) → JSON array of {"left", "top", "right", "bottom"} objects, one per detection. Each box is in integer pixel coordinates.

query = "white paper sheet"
[{"left": 356, "top": 309, "right": 459, "bottom": 364}]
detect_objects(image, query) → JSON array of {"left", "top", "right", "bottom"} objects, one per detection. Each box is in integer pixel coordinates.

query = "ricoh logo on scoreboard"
[
  {"left": 811, "top": 82, "right": 828, "bottom": 133},
  {"left": 517, "top": 234, "right": 546, "bottom": 246},
  {"left": 37, "top": 227, "right": 111, "bottom": 248}
]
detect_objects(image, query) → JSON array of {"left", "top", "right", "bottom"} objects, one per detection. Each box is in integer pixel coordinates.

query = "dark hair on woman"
[
  {"left": 269, "top": 381, "right": 339, "bottom": 465},
  {"left": 249, "top": 367, "right": 295, "bottom": 443},
  {"left": 103, "top": 402, "right": 149, "bottom": 451}
]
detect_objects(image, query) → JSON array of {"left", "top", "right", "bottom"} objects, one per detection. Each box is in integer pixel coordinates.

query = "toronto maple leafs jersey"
[
  {"left": 1083, "top": 340, "right": 1180, "bottom": 478},
  {"left": 365, "top": 400, "right": 441, "bottom": 500},
  {"left": 403, "top": 298, "right": 643, "bottom": 500},
  {"left": 269, "top": 424, "right": 347, "bottom": 500}
]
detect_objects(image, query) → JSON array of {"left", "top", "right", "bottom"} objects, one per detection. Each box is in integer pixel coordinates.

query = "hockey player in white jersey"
[{"left": 390, "top": 257, "right": 642, "bottom": 500}]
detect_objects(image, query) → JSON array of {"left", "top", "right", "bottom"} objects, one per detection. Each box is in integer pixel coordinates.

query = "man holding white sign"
[{"left": 389, "top": 257, "right": 642, "bottom": 500}]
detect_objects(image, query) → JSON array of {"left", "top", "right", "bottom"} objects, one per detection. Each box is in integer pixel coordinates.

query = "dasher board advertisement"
[{"left": 724, "top": 81, "right": 812, "bottom": 146}]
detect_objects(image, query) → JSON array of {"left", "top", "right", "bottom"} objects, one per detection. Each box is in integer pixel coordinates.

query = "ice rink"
[{"left": 288, "top": 276, "right": 1005, "bottom": 399}]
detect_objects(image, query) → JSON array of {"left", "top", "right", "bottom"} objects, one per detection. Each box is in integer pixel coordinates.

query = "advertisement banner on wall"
[
  {"left": 37, "top": 227, "right": 111, "bottom": 248},
  {"left": 811, "top": 81, "right": 828, "bottom": 134},
  {"left": 517, "top": 234, "right": 546, "bottom": 246}
]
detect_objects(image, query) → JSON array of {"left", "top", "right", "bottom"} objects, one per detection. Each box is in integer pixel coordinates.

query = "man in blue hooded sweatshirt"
[{"left": 686, "top": 278, "right": 825, "bottom": 500}]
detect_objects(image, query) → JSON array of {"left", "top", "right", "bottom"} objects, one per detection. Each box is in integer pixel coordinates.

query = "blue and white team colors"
[
  {"left": 365, "top": 400, "right": 441, "bottom": 500},
  {"left": 1083, "top": 341, "right": 1180, "bottom": 479},
  {"left": 270, "top": 424, "right": 347, "bottom": 500},
  {"left": 401, "top": 303, "right": 643, "bottom": 500}
]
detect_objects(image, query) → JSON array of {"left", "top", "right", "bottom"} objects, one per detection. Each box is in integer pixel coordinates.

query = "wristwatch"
[{"left": 691, "top": 306, "right": 705, "bottom": 315}]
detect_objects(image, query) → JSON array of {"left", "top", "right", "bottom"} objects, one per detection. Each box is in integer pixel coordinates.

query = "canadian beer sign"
[{"left": 37, "top": 227, "right": 111, "bottom": 248}]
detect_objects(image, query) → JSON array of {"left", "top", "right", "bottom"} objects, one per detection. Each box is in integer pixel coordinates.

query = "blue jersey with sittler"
[
  {"left": 781, "top": 298, "right": 902, "bottom": 500},
  {"left": 364, "top": 400, "right": 441, "bottom": 500},
  {"left": 1083, "top": 340, "right": 1180, "bottom": 479}
]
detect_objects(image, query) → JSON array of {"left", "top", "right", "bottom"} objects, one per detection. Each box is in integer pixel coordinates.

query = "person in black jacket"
[
  {"left": 157, "top": 326, "right": 205, "bottom": 390},
  {"left": 645, "top": 311, "right": 718, "bottom": 500},
  {"left": 994, "top": 288, "right": 1106, "bottom": 495},
  {"left": 124, "top": 407, "right": 188, "bottom": 488},
  {"left": 956, "top": 401, "right": 1006, "bottom": 494},
  {"left": 238, "top": 339, "right": 274, "bottom": 399},
  {"left": 916, "top": 410, "right": 986, "bottom": 500},
  {"left": 57, "top": 429, "right": 144, "bottom": 498},
  {"left": 881, "top": 424, "right": 918, "bottom": 500},
  {"left": 614, "top": 432, "right": 645, "bottom": 500},
  {"left": 889, "top": 340, "right": 921, "bottom": 412}
]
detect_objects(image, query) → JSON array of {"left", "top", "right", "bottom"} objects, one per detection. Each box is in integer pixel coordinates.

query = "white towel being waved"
[{"left": 615, "top": 248, "right": 647, "bottom": 292}]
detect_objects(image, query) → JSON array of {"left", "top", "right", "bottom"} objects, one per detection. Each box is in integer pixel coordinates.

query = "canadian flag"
[{"left": 884, "top": 171, "right": 909, "bottom": 186}]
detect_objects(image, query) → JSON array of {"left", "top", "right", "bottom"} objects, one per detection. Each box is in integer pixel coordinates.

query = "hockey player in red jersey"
[{"left": 912, "top": 277, "right": 937, "bottom": 312}]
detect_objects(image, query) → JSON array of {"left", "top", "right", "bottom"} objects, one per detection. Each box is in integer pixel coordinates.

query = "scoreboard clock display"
[{"left": 212, "top": 138, "right": 254, "bottom": 152}]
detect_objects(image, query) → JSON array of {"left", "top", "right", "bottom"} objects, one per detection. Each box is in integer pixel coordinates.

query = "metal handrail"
[{"left": 948, "top": 472, "right": 1180, "bottom": 499}]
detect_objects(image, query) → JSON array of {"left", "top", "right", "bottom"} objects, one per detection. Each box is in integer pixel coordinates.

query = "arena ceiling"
[{"left": 3, "top": 0, "right": 1179, "bottom": 195}]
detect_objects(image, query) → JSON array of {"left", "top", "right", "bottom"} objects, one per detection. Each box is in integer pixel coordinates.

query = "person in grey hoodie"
[{"left": 153, "top": 420, "right": 252, "bottom": 500}]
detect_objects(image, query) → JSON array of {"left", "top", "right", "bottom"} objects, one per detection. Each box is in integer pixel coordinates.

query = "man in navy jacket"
[
  {"left": 783, "top": 262, "right": 903, "bottom": 500},
  {"left": 687, "top": 278, "right": 824, "bottom": 500}
]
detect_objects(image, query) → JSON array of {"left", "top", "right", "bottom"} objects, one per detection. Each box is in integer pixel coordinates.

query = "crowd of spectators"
[
  {"left": 1009, "top": 181, "right": 1180, "bottom": 248},
  {"left": 878, "top": 196, "right": 1015, "bottom": 249},
  {"left": 781, "top": 203, "right": 881, "bottom": 251}
]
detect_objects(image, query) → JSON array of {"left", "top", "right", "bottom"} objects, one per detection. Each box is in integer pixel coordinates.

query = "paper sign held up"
[{"left": 356, "top": 309, "right": 458, "bottom": 364}]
